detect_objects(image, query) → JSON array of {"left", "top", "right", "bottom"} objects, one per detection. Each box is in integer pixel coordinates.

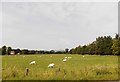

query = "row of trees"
[
  {"left": 0, "top": 46, "right": 69, "bottom": 55},
  {"left": 69, "top": 34, "right": 120, "bottom": 55},
  {"left": 0, "top": 34, "right": 120, "bottom": 55},
  {"left": 0, "top": 46, "right": 20, "bottom": 55}
]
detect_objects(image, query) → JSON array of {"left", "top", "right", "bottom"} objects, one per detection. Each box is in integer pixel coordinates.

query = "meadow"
[{"left": 2, "top": 54, "right": 120, "bottom": 80}]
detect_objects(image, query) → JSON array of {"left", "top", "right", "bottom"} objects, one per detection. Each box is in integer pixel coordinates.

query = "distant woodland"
[{"left": 1, "top": 34, "right": 120, "bottom": 55}]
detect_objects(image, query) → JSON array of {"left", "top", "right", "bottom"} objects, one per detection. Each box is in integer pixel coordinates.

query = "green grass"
[{"left": 2, "top": 54, "right": 120, "bottom": 80}]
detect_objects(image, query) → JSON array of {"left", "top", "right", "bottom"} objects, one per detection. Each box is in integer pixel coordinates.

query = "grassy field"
[{"left": 2, "top": 54, "right": 120, "bottom": 80}]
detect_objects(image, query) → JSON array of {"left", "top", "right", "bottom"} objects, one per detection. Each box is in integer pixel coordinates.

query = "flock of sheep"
[
  {"left": 29, "top": 55, "right": 85, "bottom": 68},
  {"left": 29, "top": 56, "right": 72, "bottom": 68}
]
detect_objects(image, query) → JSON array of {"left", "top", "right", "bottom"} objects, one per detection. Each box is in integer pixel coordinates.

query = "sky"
[{"left": 2, "top": 2, "right": 118, "bottom": 50}]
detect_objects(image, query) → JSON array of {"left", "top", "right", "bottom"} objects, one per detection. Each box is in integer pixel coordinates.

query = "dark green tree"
[
  {"left": 65, "top": 48, "right": 69, "bottom": 54},
  {"left": 2, "top": 46, "right": 7, "bottom": 55},
  {"left": 76, "top": 45, "right": 82, "bottom": 54},
  {"left": 7, "top": 47, "right": 12, "bottom": 55},
  {"left": 69, "top": 48, "right": 76, "bottom": 54},
  {"left": 111, "top": 34, "right": 120, "bottom": 55},
  {"left": 87, "top": 41, "right": 97, "bottom": 55},
  {"left": 95, "top": 36, "right": 112, "bottom": 55},
  {"left": 50, "top": 50, "right": 55, "bottom": 54},
  {"left": 16, "top": 48, "right": 21, "bottom": 54},
  {"left": 29, "top": 50, "right": 36, "bottom": 54},
  {"left": 115, "top": 33, "right": 120, "bottom": 39},
  {"left": 81, "top": 45, "right": 87, "bottom": 55},
  {"left": 0, "top": 48, "right": 2, "bottom": 55},
  {"left": 21, "top": 49, "right": 29, "bottom": 54}
]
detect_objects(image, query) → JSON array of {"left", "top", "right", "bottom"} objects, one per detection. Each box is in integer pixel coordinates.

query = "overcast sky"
[{"left": 2, "top": 2, "right": 118, "bottom": 50}]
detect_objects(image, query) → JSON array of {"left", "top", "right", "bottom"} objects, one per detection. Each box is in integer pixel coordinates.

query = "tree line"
[
  {"left": 69, "top": 34, "right": 120, "bottom": 55},
  {"left": 0, "top": 46, "right": 68, "bottom": 55},
  {"left": 0, "top": 34, "right": 120, "bottom": 55}
]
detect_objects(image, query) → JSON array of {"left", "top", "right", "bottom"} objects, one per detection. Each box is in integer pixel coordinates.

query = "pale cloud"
[
  {"left": 0, "top": 2, "right": 2, "bottom": 46},
  {"left": 2, "top": 2, "right": 118, "bottom": 50}
]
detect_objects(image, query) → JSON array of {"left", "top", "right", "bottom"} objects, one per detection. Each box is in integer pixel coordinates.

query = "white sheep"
[
  {"left": 83, "top": 56, "right": 85, "bottom": 58},
  {"left": 68, "top": 57, "right": 72, "bottom": 59},
  {"left": 62, "top": 59, "right": 67, "bottom": 62},
  {"left": 65, "top": 57, "right": 68, "bottom": 59},
  {"left": 29, "top": 61, "right": 36, "bottom": 65},
  {"left": 48, "top": 63, "right": 55, "bottom": 68}
]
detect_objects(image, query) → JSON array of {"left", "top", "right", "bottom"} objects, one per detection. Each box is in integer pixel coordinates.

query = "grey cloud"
[{"left": 2, "top": 2, "right": 118, "bottom": 50}]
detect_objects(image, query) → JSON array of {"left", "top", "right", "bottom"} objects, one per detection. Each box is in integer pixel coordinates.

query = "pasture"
[{"left": 2, "top": 54, "right": 120, "bottom": 80}]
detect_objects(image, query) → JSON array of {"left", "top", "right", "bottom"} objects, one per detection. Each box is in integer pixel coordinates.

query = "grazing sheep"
[
  {"left": 48, "top": 63, "right": 55, "bottom": 68},
  {"left": 62, "top": 59, "right": 67, "bottom": 62},
  {"left": 83, "top": 56, "right": 85, "bottom": 58},
  {"left": 65, "top": 57, "right": 68, "bottom": 59},
  {"left": 29, "top": 61, "right": 36, "bottom": 65},
  {"left": 68, "top": 57, "right": 72, "bottom": 59}
]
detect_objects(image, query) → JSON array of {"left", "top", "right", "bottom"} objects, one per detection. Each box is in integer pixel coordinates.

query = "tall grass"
[{"left": 2, "top": 54, "right": 119, "bottom": 80}]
